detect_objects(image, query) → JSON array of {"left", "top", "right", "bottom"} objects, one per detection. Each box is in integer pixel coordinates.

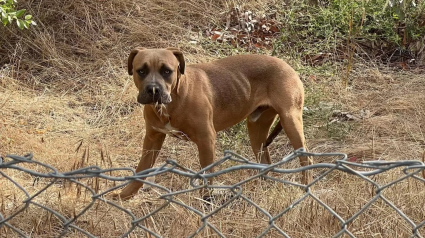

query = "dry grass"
[{"left": 1, "top": 0, "right": 425, "bottom": 237}]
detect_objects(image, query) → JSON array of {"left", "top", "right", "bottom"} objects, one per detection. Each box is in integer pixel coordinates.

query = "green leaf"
[
  {"left": 2, "top": 15, "right": 8, "bottom": 25},
  {"left": 16, "top": 18, "right": 24, "bottom": 29},
  {"left": 24, "top": 14, "right": 31, "bottom": 20},
  {"left": 15, "top": 9, "right": 25, "bottom": 17},
  {"left": 25, "top": 19, "right": 33, "bottom": 27}
]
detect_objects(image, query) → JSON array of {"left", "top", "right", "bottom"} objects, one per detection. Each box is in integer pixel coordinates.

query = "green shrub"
[
  {"left": 1, "top": 0, "right": 36, "bottom": 29},
  {"left": 276, "top": 0, "right": 425, "bottom": 63}
]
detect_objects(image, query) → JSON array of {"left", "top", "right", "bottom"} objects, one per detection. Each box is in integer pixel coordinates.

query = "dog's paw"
[{"left": 141, "top": 176, "right": 156, "bottom": 190}]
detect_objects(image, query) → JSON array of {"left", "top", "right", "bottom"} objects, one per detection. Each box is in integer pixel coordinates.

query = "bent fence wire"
[{"left": 0, "top": 149, "right": 424, "bottom": 238}]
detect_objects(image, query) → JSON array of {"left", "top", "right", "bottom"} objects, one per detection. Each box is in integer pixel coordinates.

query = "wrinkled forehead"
[{"left": 133, "top": 49, "right": 178, "bottom": 70}]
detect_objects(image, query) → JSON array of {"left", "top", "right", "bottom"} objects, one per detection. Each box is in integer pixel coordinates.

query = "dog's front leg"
[
  {"left": 193, "top": 132, "right": 216, "bottom": 199},
  {"left": 117, "top": 126, "right": 166, "bottom": 200}
]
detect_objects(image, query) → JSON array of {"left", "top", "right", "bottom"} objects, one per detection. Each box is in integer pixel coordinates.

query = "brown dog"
[{"left": 117, "top": 47, "right": 312, "bottom": 199}]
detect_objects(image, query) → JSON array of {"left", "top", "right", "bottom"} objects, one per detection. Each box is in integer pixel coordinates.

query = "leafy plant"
[
  {"left": 1, "top": 0, "right": 36, "bottom": 29},
  {"left": 276, "top": 0, "right": 425, "bottom": 63}
]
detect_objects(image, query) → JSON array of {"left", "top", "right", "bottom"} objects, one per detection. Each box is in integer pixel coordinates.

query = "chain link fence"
[{"left": 1, "top": 149, "right": 424, "bottom": 238}]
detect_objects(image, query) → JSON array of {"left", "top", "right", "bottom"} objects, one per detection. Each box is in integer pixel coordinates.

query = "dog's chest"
[
  {"left": 152, "top": 123, "right": 189, "bottom": 141},
  {"left": 151, "top": 105, "right": 190, "bottom": 141}
]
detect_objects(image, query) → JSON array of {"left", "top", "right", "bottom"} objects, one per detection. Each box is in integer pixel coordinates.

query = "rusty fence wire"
[{"left": 1, "top": 149, "right": 425, "bottom": 238}]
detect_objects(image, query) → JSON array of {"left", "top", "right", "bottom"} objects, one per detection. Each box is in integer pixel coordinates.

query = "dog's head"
[{"left": 127, "top": 47, "right": 185, "bottom": 105}]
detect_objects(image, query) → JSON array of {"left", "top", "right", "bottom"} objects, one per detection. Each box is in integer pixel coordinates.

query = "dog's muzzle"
[{"left": 137, "top": 85, "right": 172, "bottom": 104}]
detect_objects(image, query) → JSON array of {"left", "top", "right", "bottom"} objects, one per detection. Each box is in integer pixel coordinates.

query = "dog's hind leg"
[
  {"left": 278, "top": 109, "right": 313, "bottom": 184},
  {"left": 247, "top": 108, "right": 277, "bottom": 164}
]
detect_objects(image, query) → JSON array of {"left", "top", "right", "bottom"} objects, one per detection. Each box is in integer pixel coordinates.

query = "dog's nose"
[{"left": 146, "top": 85, "right": 161, "bottom": 95}]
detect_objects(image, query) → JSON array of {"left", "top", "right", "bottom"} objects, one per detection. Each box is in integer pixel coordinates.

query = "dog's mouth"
[{"left": 137, "top": 92, "right": 172, "bottom": 105}]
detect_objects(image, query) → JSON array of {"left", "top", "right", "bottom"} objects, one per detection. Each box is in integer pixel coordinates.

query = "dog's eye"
[
  {"left": 164, "top": 70, "right": 171, "bottom": 75},
  {"left": 138, "top": 70, "right": 147, "bottom": 75}
]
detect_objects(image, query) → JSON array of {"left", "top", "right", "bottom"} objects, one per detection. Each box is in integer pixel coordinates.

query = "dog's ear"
[
  {"left": 128, "top": 47, "right": 146, "bottom": 75},
  {"left": 166, "top": 47, "right": 185, "bottom": 75}
]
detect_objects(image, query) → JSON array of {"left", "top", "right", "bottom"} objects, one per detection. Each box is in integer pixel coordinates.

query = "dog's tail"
[{"left": 263, "top": 120, "right": 283, "bottom": 149}]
